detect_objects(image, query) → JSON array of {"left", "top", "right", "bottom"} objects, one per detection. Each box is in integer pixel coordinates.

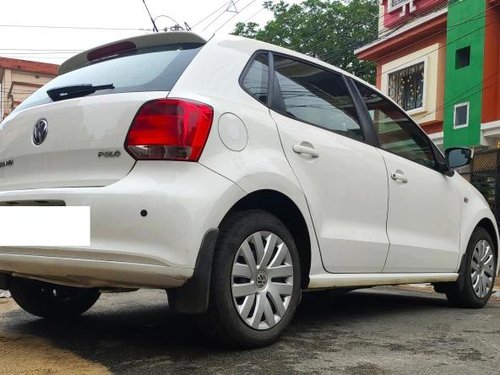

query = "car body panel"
[
  {"left": 454, "top": 173, "right": 500, "bottom": 274},
  {"left": 169, "top": 36, "right": 326, "bottom": 276},
  {"left": 270, "top": 109, "right": 390, "bottom": 273},
  {"left": 0, "top": 162, "right": 245, "bottom": 288},
  {"left": 0, "top": 91, "right": 169, "bottom": 191},
  {"left": 380, "top": 149, "right": 462, "bottom": 273}
]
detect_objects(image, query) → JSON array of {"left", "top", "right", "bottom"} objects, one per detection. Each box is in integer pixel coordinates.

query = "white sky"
[{"left": 0, "top": 0, "right": 302, "bottom": 65}]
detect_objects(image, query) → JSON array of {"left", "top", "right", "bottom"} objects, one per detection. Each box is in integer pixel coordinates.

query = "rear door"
[
  {"left": 268, "top": 54, "right": 390, "bottom": 273},
  {"left": 353, "top": 82, "right": 461, "bottom": 273},
  {"left": 0, "top": 41, "right": 202, "bottom": 191}
]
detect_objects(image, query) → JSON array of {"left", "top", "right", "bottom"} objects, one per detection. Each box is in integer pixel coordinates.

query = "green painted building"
[
  {"left": 357, "top": 0, "right": 500, "bottom": 150},
  {"left": 443, "top": 0, "right": 487, "bottom": 148}
]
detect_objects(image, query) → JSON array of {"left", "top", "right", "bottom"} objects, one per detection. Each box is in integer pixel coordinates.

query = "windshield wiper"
[{"left": 47, "top": 83, "right": 115, "bottom": 102}]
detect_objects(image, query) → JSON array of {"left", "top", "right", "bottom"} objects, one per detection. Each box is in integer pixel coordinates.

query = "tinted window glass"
[
  {"left": 273, "top": 56, "right": 363, "bottom": 141},
  {"left": 15, "top": 43, "right": 203, "bottom": 112},
  {"left": 454, "top": 103, "right": 469, "bottom": 128},
  {"left": 241, "top": 53, "right": 269, "bottom": 105},
  {"left": 355, "top": 82, "right": 435, "bottom": 168}
]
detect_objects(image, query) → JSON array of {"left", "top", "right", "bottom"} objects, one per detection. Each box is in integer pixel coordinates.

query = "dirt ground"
[
  {"left": 0, "top": 298, "right": 108, "bottom": 375},
  {"left": 1, "top": 286, "right": 500, "bottom": 375}
]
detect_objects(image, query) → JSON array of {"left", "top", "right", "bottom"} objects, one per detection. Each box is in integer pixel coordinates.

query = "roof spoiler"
[{"left": 59, "top": 32, "right": 206, "bottom": 75}]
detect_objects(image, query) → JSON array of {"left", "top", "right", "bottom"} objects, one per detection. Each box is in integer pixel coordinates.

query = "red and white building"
[
  {"left": 355, "top": 0, "right": 500, "bottom": 150},
  {"left": 356, "top": 0, "right": 449, "bottom": 146},
  {"left": 0, "top": 57, "right": 59, "bottom": 121}
]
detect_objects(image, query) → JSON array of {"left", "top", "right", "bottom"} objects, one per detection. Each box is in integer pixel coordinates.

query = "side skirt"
[{"left": 307, "top": 273, "right": 458, "bottom": 289}]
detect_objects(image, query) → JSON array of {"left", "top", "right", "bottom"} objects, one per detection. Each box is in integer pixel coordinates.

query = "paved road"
[{"left": 0, "top": 287, "right": 499, "bottom": 374}]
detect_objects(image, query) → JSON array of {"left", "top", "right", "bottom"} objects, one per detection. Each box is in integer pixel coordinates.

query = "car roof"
[{"left": 204, "top": 33, "right": 376, "bottom": 91}]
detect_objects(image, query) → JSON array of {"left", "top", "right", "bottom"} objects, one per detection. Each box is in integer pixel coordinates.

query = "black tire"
[
  {"left": 196, "top": 209, "right": 302, "bottom": 348},
  {"left": 10, "top": 277, "right": 100, "bottom": 319},
  {"left": 445, "top": 227, "right": 497, "bottom": 308}
]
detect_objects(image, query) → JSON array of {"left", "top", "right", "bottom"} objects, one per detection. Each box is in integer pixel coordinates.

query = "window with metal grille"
[{"left": 387, "top": 62, "right": 424, "bottom": 111}]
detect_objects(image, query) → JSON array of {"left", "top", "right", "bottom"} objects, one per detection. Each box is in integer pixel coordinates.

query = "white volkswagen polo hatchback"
[{"left": 0, "top": 32, "right": 498, "bottom": 348}]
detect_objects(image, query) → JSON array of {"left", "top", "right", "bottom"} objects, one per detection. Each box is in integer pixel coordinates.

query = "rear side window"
[
  {"left": 15, "top": 43, "right": 203, "bottom": 112},
  {"left": 272, "top": 55, "right": 363, "bottom": 141},
  {"left": 241, "top": 53, "right": 269, "bottom": 105}
]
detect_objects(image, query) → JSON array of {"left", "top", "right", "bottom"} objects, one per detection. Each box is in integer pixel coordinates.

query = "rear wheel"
[
  {"left": 445, "top": 227, "right": 497, "bottom": 308},
  {"left": 10, "top": 277, "right": 100, "bottom": 319},
  {"left": 196, "top": 210, "right": 301, "bottom": 348}
]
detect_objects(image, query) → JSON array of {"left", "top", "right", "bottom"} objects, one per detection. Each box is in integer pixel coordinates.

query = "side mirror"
[{"left": 445, "top": 147, "right": 473, "bottom": 169}]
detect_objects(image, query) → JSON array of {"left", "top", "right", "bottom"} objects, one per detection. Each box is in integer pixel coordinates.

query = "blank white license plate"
[{"left": 0, "top": 206, "right": 90, "bottom": 246}]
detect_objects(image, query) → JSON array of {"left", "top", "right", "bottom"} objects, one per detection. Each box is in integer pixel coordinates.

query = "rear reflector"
[{"left": 125, "top": 99, "right": 214, "bottom": 161}]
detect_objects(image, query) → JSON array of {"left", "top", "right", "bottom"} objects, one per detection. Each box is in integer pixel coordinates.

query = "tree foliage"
[{"left": 233, "top": 0, "right": 378, "bottom": 83}]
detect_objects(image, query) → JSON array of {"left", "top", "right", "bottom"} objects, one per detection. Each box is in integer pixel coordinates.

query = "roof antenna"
[{"left": 142, "top": 0, "right": 159, "bottom": 32}]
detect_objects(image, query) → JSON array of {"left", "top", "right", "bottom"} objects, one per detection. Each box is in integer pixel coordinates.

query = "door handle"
[
  {"left": 292, "top": 143, "right": 319, "bottom": 158},
  {"left": 391, "top": 170, "right": 408, "bottom": 183}
]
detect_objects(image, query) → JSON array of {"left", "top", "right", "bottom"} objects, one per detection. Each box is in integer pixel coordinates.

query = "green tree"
[{"left": 233, "top": 0, "right": 378, "bottom": 83}]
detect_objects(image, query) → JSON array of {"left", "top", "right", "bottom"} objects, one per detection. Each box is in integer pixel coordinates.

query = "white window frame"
[
  {"left": 387, "top": 0, "right": 416, "bottom": 14},
  {"left": 386, "top": 57, "right": 427, "bottom": 115},
  {"left": 453, "top": 102, "right": 470, "bottom": 129}
]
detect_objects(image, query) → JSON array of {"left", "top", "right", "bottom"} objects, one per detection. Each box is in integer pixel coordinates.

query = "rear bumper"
[{"left": 0, "top": 161, "right": 244, "bottom": 288}]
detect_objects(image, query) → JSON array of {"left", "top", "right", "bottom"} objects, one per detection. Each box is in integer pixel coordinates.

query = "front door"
[
  {"left": 354, "top": 82, "right": 461, "bottom": 273},
  {"left": 269, "top": 54, "right": 390, "bottom": 273}
]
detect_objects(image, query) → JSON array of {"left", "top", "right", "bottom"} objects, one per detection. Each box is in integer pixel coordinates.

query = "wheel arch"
[
  {"left": 220, "top": 189, "right": 312, "bottom": 288},
  {"left": 476, "top": 217, "right": 498, "bottom": 267}
]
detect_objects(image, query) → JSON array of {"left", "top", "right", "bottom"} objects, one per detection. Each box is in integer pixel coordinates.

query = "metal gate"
[{"left": 462, "top": 149, "right": 499, "bottom": 221}]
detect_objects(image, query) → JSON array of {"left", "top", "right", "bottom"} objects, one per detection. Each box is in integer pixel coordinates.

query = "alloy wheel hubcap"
[
  {"left": 256, "top": 272, "right": 268, "bottom": 289},
  {"left": 471, "top": 239, "right": 495, "bottom": 299},
  {"left": 231, "top": 231, "right": 294, "bottom": 330}
]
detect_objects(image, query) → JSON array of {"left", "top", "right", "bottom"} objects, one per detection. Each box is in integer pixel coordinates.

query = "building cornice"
[
  {"left": 355, "top": 7, "right": 447, "bottom": 61},
  {"left": 0, "top": 57, "right": 59, "bottom": 77}
]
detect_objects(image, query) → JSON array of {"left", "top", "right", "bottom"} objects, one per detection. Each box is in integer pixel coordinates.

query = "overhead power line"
[
  {"left": 1, "top": 2, "right": 495, "bottom": 69},
  {"left": 293, "top": 0, "right": 484, "bottom": 68},
  {"left": 214, "top": 0, "right": 257, "bottom": 33},
  {"left": 0, "top": 24, "right": 151, "bottom": 31},
  {"left": 299, "top": 1, "right": 499, "bottom": 84},
  {"left": 0, "top": 48, "right": 81, "bottom": 52},
  {"left": 192, "top": 1, "right": 233, "bottom": 29},
  {"left": 240, "top": 5, "right": 266, "bottom": 24},
  {"left": 203, "top": 0, "right": 245, "bottom": 31},
  {"left": 374, "top": 7, "right": 498, "bottom": 80},
  {"left": 0, "top": 52, "right": 79, "bottom": 55}
]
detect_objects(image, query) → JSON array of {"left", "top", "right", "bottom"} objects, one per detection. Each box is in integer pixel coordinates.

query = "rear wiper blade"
[{"left": 47, "top": 83, "right": 114, "bottom": 102}]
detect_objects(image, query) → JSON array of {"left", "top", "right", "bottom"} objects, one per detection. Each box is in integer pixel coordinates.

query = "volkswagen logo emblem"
[{"left": 33, "top": 118, "right": 48, "bottom": 146}]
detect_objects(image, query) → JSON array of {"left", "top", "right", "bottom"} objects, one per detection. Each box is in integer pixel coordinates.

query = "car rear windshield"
[{"left": 14, "top": 43, "right": 203, "bottom": 112}]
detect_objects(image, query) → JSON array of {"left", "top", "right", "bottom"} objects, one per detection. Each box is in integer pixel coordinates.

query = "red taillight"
[
  {"left": 125, "top": 99, "right": 214, "bottom": 161},
  {"left": 87, "top": 41, "right": 136, "bottom": 62}
]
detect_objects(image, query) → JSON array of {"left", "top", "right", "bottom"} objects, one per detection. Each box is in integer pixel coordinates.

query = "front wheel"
[
  {"left": 196, "top": 210, "right": 302, "bottom": 348},
  {"left": 10, "top": 277, "right": 100, "bottom": 319},
  {"left": 445, "top": 227, "right": 497, "bottom": 308}
]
